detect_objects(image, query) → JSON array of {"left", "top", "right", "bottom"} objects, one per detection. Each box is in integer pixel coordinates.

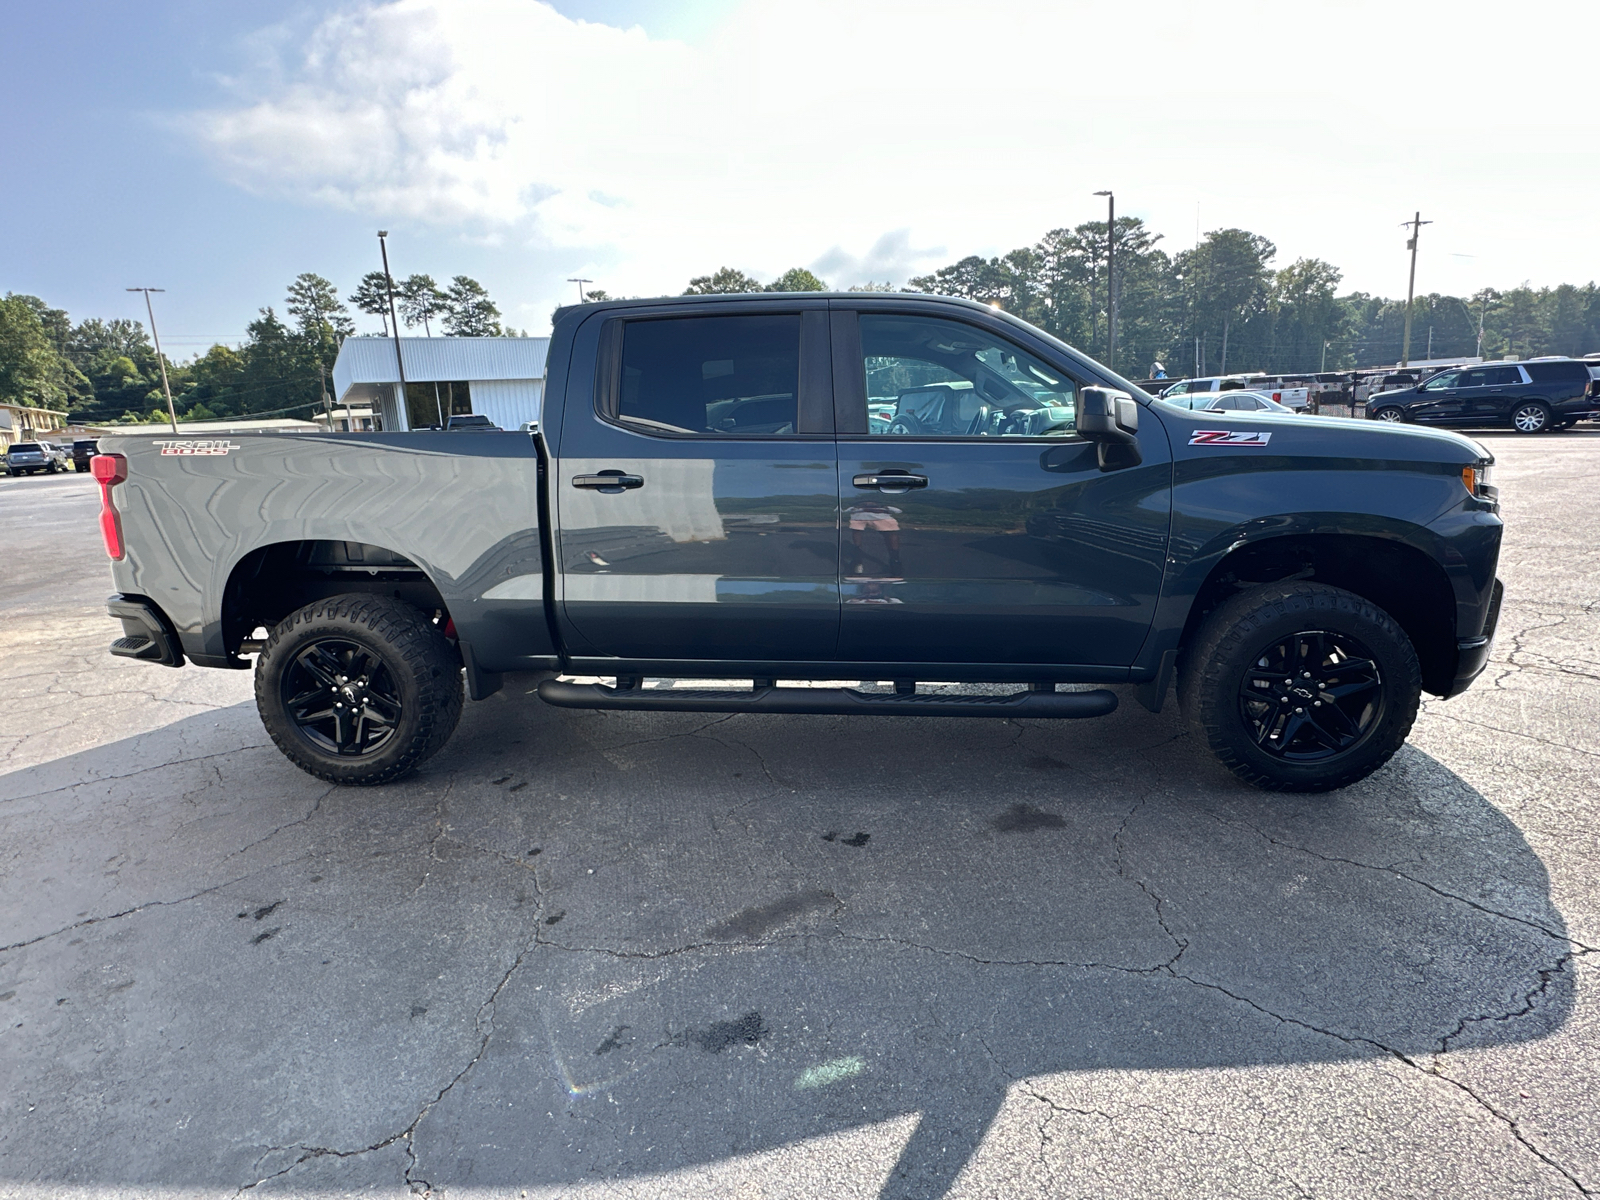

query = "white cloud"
[{"left": 192, "top": 0, "right": 1600, "bottom": 312}]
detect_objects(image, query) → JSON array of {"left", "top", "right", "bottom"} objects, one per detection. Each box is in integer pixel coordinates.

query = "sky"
[{"left": 3, "top": 0, "right": 1598, "bottom": 353}]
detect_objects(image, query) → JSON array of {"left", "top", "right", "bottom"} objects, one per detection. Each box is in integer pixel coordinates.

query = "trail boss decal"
[
  {"left": 1190, "top": 429, "right": 1272, "bottom": 447},
  {"left": 155, "top": 441, "right": 240, "bottom": 456}
]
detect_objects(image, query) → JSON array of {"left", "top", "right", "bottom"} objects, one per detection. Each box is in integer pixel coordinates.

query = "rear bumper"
[
  {"left": 1443, "top": 577, "right": 1504, "bottom": 698},
  {"left": 107, "top": 594, "right": 186, "bottom": 668}
]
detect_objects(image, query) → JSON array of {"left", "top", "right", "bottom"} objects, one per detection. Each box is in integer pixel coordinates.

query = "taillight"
[{"left": 92, "top": 452, "right": 128, "bottom": 560}]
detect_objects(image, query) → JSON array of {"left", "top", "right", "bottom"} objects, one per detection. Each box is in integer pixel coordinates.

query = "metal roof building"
[{"left": 331, "top": 336, "right": 550, "bottom": 432}]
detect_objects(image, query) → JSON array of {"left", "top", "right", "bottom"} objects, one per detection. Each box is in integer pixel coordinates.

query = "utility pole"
[
  {"left": 377, "top": 232, "right": 411, "bottom": 428},
  {"left": 1321, "top": 340, "right": 1331, "bottom": 372},
  {"left": 1094, "top": 191, "right": 1115, "bottom": 368},
  {"left": 126, "top": 288, "right": 178, "bottom": 434},
  {"left": 567, "top": 277, "right": 593, "bottom": 303},
  {"left": 1477, "top": 293, "right": 1489, "bottom": 359},
  {"left": 1399, "top": 212, "right": 1432, "bottom": 367}
]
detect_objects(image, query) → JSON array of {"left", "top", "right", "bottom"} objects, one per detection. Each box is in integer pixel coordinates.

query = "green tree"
[
  {"left": 683, "top": 267, "right": 761, "bottom": 294},
  {"left": 442, "top": 276, "right": 502, "bottom": 336},
  {"left": 0, "top": 295, "right": 70, "bottom": 410},
  {"left": 397, "top": 274, "right": 448, "bottom": 334},
  {"left": 1176, "top": 229, "right": 1276, "bottom": 373},
  {"left": 285, "top": 273, "right": 354, "bottom": 340},
  {"left": 350, "top": 271, "right": 395, "bottom": 335},
  {"left": 765, "top": 268, "right": 828, "bottom": 292}
]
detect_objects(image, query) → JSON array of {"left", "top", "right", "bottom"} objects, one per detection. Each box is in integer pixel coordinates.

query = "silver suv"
[{"left": 5, "top": 441, "right": 71, "bottom": 476}]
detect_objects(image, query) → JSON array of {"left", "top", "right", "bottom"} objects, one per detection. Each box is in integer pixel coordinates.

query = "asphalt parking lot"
[{"left": 1, "top": 432, "right": 1597, "bottom": 1199}]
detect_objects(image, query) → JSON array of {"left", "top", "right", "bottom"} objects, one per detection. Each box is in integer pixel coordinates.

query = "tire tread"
[
  {"left": 255, "top": 594, "right": 463, "bottom": 786},
  {"left": 1179, "top": 582, "right": 1421, "bottom": 792}
]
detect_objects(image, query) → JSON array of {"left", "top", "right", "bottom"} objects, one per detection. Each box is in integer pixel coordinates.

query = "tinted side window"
[
  {"left": 859, "top": 314, "right": 1076, "bottom": 438},
  {"left": 1524, "top": 362, "right": 1586, "bottom": 384},
  {"left": 617, "top": 315, "right": 800, "bottom": 436},
  {"left": 1486, "top": 366, "right": 1523, "bottom": 386}
]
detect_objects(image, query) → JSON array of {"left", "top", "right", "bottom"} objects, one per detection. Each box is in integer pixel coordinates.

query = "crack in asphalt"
[
  {"left": 1161, "top": 968, "right": 1593, "bottom": 1196},
  {"left": 237, "top": 933, "right": 541, "bottom": 1197},
  {"left": 1421, "top": 708, "right": 1600, "bottom": 762},
  {"left": 0, "top": 742, "right": 273, "bottom": 806},
  {"left": 0, "top": 857, "right": 312, "bottom": 955},
  {"left": 1437, "top": 949, "right": 1590, "bottom": 1056},
  {"left": 1206, "top": 812, "right": 1596, "bottom": 953}
]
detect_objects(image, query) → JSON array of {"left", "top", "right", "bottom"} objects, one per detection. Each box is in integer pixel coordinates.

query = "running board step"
[{"left": 536, "top": 681, "right": 1117, "bottom": 719}]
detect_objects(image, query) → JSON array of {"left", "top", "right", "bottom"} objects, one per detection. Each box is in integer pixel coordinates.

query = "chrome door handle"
[
  {"left": 573, "top": 472, "right": 644, "bottom": 491},
  {"left": 853, "top": 473, "right": 927, "bottom": 491}
]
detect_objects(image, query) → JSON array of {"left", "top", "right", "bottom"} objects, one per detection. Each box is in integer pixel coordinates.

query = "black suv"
[{"left": 1367, "top": 359, "right": 1598, "bottom": 433}]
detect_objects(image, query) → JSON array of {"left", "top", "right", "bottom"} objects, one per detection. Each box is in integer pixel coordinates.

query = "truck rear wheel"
[
  {"left": 1179, "top": 583, "right": 1421, "bottom": 792},
  {"left": 255, "top": 594, "right": 463, "bottom": 785}
]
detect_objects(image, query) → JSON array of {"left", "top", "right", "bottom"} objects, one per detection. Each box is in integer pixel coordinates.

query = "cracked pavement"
[{"left": 2, "top": 433, "right": 1598, "bottom": 1198}]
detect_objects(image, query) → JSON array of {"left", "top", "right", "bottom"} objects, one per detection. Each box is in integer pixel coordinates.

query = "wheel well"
[
  {"left": 1183, "top": 534, "right": 1458, "bottom": 695},
  {"left": 221, "top": 540, "right": 449, "bottom": 656}
]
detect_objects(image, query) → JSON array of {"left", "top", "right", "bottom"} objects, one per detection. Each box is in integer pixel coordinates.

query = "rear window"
[
  {"left": 10, "top": 443, "right": 41, "bottom": 453},
  {"left": 1524, "top": 361, "right": 1588, "bottom": 383},
  {"left": 617, "top": 314, "right": 800, "bottom": 436}
]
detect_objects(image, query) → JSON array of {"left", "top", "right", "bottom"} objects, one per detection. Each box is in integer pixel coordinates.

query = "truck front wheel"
[
  {"left": 255, "top": 594, "right": 463, "bottom": 785},
  {"left": 1179, "top": 583, "right": 1421, "bottom": 792}
]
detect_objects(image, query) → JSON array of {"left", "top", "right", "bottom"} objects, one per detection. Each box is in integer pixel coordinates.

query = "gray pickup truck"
[{"left": 98, "top": 293, "right": 1504, "bottom": 792}]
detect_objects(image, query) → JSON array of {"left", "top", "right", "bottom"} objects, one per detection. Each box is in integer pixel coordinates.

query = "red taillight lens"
[{"left": 93, "top": 453, "right": 128, "bottom": 560}]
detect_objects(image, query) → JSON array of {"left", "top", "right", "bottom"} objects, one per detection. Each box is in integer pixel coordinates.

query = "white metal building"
[{"left": 331, "top": 337, "right": 549, "bottom": 432}]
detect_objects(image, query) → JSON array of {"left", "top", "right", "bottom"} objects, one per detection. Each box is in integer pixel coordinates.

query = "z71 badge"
[
  {"left": 154, "top": 440, "right": 239, "bottom": 456},
  {"left": 1190, "top": 429, "right": 1272, "bottom": 447}
]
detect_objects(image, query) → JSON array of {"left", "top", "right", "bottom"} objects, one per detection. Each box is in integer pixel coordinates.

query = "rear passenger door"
[
  {"left": 553, "top": 304, "right": 841, "bottom": 664},
  {"left": 831, "top": 305, "right": 1171, "bottom": 669}
]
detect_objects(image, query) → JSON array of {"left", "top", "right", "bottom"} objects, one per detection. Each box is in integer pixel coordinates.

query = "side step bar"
[{"left": 537, "top": 680, "right": 1117, "bottom": 719}]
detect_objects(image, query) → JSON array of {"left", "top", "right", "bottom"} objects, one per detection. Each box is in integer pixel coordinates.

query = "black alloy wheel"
[
  {"left": 280, "top": 638, "right": 403, "bottom": 758},
  {"left": 1238, "top": 630, "right": 1383, "bottom": 761},
  {"left": 1511, "top": 401, "right": 1551, "bottom": 433},
  {"left": 1180, "top": 582, "right": 1421, "bottom": 792},
  {"left": 255, "top": 594, "right": 463, "bottom": 785},
  {"left": 1372, "top": 407, "right": 1406, "bottom": 422}
]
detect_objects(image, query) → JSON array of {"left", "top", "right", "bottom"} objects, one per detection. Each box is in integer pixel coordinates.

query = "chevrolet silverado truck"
[{"left": 96, "top": 293, "right": 1504, "bottom": 792}]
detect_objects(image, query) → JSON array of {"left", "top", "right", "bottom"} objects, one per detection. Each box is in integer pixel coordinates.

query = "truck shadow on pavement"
[{"left": 0, "top": 686, "right": 1579, "bottom": 1198}]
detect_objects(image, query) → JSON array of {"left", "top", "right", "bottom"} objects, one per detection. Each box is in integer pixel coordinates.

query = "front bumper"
[{"left": 1443, "top": 577, "right": 1504, "bottom": 698}]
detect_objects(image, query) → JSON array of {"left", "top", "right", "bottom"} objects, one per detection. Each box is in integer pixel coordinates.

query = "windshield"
[{"left": 10, "top": 443, "right": 41, "bottom": 453}]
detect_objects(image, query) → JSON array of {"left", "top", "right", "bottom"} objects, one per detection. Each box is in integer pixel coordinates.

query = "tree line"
[
  {"left": 0, "top": 270, "right": 514, "bottom": 425},
  {"left": 680, "top": 223, "right": 1600, "bottom": 377}
]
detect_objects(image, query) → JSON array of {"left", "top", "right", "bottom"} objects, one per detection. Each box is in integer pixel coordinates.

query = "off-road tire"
[
  {"left": 255, "top": 594, "right": 463, "bottom": 785},
  {"left": 1179, "top": 582, "right": 1421, "bottom": 792}
]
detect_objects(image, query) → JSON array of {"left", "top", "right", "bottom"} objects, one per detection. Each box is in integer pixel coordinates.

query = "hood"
[{"left": 1163, "top": 405, "right": 1490, "bottom": 464}]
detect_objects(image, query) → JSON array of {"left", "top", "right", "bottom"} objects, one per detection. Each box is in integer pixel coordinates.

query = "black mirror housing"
[{"left": 1078, "top": 386, "right": 1141, "bottom": 470}]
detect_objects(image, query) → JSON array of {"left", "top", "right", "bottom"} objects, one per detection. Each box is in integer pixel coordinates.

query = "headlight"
[{"left": 1461, "top": 461, "right": 1497, "bottom": 503}]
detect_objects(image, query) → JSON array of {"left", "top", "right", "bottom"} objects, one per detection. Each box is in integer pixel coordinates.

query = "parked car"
[
  {"left": 5, "top": 441, "right": 70, "bottom": 475},
  {"left": 97, "top": 292, "right": 1503, "bottom": 795},
  {"left": 1161, "top": 375, "right": 1308, "bottom": 410},
  {"left": 446, "top": 414, "right": 502, "bottom": 432},
  {"left": 1164, "top": 390, "right": 1297, "bottom": 415},
  {"left": 72, "top": 438, "right": 100, "bottom": 471},
  {"left": 1366, "top": 359, "right": 1599, "bottom": 433}
]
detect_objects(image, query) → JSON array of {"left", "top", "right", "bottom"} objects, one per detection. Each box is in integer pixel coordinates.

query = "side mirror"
[{"left": 1078, "top": 386, "right": 1142, "bottom": 470}]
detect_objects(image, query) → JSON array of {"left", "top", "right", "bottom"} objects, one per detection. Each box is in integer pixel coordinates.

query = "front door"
[
  {"left": 554, "top": 307, "right": 840, "bottom": 663},
  {"left": 1409, "top": 371, "right": 1465, "bottom": 423},
  {"left": 832, "top": 308, "right": 1171, "bottom": 668}
]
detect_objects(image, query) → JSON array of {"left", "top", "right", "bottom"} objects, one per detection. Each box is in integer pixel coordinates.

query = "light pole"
[
  {"left": 377, "top": 232, "right": 418, "bottom": 427},
  {"left": 1093, "top": 191, "right": 1115, "bottom": 368},
  {"left": 1399, "top": 212, "right": 1432, "bottom": 367},
  {"left": 567, "top": 277, "right": 593, "bottom": 303},
  {"left": 126, "top": 288, "right": 179, "bottom": 433}
]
